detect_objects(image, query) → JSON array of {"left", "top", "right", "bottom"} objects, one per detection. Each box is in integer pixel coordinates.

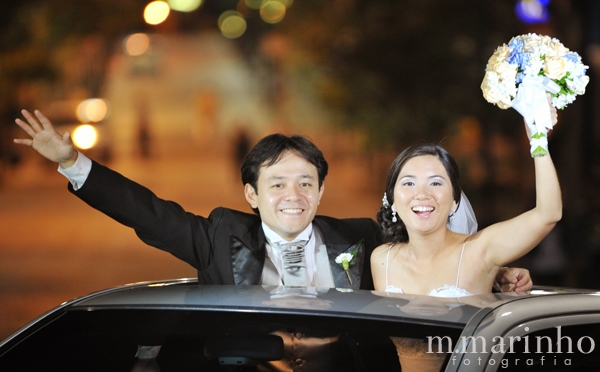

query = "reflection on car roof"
[{"left": 68, "top": 279, "right": 546, "bottom": 328}]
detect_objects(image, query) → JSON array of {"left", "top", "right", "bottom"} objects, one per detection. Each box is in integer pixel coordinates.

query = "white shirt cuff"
[{"left": 57, "top": 152, "right": 92, "bottom": 191}]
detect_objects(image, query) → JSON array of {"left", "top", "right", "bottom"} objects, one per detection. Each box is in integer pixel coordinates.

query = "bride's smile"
[{"left": 393, "top": 155, "right": 457, "bottom": 231}]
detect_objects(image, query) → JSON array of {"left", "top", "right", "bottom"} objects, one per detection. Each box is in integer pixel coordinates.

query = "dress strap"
[
  {"left": 455, "top": 242, "right": 466, "bottom": 288},
  {"left": 385, "top": 244, "right": 394, "bottom": 289}
]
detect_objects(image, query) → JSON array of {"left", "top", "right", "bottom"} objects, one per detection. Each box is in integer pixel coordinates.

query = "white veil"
[{"left": 447, "top": 191, "right": 478, "bottom": 235}]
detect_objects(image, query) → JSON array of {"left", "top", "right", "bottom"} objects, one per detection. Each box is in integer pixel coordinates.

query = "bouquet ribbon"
[{"left": 510, "top": 76, "right": 560, "bottom": 156}]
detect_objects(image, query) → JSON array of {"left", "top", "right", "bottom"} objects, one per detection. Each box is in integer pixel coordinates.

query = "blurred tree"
[
  {"left": 0, "top": 0, "right": 148, "bottom": 171},
  {"left": 274, "top": 0, "right": 524, "bottom": 150},
  {"left": 0, "top": 0, "right": 592, "bottom": 168}
]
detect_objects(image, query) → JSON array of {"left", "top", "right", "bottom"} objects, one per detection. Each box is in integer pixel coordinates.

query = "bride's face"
[{"left": 392, "top": 155, "right": 457, "bottom": 233}]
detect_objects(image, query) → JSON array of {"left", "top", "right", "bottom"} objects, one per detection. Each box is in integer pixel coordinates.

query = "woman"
[{"left": 370, "top": 104, "right": 561, "bottom": 371}]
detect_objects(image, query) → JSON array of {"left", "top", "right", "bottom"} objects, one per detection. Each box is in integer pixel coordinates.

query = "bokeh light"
[
  {"left": 168, "top": 0, "right": 203, "bottom": 12},
  {"left": 515, "top": 0, "right": 549, "bottom": 23},
  {"left": 275, "top": 0, "right": 293, "bottom": 7},
  {"left": 76, "top": 99, "right": 109, "bottom": 123},
  {"left": 245, "top": 0, "right": 263, "bottom": 9},
  {"left": 144, "top": 1, "right": 171, "bottom": 25},
  {"left": 260, "top": 1, "right": 287, "bottom": 24},
  {"left": 123, "top": 33, "right": 151, "bottom": 56},
  {"left": 218, "top": 11, "right": 247, "bottom": 39},
  {"left": 72, "top": 124, "right": 98, "bottom": 150}
]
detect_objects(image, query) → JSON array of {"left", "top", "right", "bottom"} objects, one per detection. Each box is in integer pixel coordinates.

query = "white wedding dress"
[{"left": 385, "top": 242, "right": 473, "bottom": 372}]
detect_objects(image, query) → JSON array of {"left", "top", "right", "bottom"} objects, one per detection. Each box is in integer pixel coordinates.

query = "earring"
[
  {"left": 392, "top": 209, "right": 398, "bottom": 223},
  {"left": 382, "top": 192, "right": 390, "bottom": 208},
  {"left": 449, "top": 211, "right": 456, "bottom": 221}
]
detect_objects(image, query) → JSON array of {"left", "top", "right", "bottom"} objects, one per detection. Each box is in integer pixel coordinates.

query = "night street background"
[{"left": 1, "top": 0, "right": 600, "bottom": 340}]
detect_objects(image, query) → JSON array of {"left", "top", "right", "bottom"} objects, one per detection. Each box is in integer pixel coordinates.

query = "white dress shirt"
[{"left": 57, "top": 151, "right": 92, "bottom": 190}]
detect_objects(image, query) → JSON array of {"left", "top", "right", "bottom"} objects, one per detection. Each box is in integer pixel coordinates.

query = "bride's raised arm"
[{"left": 480, "top": 99, "right": 562, "bottom": 268}]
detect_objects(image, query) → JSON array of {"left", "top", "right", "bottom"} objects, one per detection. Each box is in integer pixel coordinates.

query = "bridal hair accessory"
[
  {"left": 481, "top": 33, "right": 589, "bottom": 157},
  {"left": 382, "top": 192, "right": 390, "bottom": 208},
  {"left": 383, "top": 192, "right": 398, "bottom": 222}
]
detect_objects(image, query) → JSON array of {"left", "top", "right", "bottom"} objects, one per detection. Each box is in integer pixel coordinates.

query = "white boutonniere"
[{"left": 335, "top": 243, "right": 361, "bottom": 285}]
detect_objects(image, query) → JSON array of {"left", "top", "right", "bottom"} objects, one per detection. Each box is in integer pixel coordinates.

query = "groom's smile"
[{"left": 245, "top": 151, "right": 324, "bottom": 241}]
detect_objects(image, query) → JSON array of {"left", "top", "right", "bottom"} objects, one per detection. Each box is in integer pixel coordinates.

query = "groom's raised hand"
[
  {"left": 14, "top": 109, "right": 78, "bottom": 168},
  {"left": 496, "top": 267, "right": 533, "bottom": 293}
]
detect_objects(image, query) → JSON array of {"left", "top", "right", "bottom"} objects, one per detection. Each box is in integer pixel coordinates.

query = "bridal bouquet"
[{"left": 481, "top": 33, "right": 589, "bottom": 156}]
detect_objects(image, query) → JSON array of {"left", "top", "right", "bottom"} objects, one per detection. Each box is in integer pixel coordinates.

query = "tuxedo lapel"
[
  {"left": 312, "top": 218, "right": 369, "bottom": 290},
  {"left": 230, "top": 228, "right": 266, "bottom": 285},
  {"left": 326, "top": 239, "right": 365, "bottom": 290}
]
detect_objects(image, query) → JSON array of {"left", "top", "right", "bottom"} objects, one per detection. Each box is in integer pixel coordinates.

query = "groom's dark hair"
[{"left": 241, "top": 133, "right": 328, "bottom": 214}]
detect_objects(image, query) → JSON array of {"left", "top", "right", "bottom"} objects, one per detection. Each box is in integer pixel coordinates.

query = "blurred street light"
[
  {"left": 72, "top": 124, "right": 99, "bottom": 150},
  {"left": 76, "top": 99, "right": 109, "bottom": 123},
  {"left": 516, "top": 0, "right": 550, "bottom": 23},
  {"left": 218, "top": 11, "right": 247, "bottom": 39},
  {"left": 168, "top": 0, "right": 203, "bottom": 12},
  {"left": 124, "top": 33, "right": 151, "bottom": 57},
  {"left": 260, "top": 1, "right": 287, "bottom": 24},
  {"left": 144, "top": 1, "right": 171, "bottom": 25}
]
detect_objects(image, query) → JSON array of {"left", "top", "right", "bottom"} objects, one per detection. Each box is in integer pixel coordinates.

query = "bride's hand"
[
  {"left": 547, "top": 93, "right": 558, "bottom": 128},
  {"left": 524, "top": 93, "right": 558, "bottom": 139}
]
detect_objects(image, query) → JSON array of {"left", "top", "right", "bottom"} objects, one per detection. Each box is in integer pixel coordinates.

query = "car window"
[
  {"left": 486, "top": 317, "right": 600, "bottom": 371},
  {"left": 0, "top": 308, "right": 463, "bottom": 372}
]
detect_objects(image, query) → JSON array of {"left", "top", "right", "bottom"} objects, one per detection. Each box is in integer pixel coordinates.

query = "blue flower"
[
  {"left": 508, "top": 50, "right": 529, "bottom": 69},
  {"left": 509, "top": 37, "right": 524, "bottom": 52},
  {"left": 508, "top": 38, "right": 529, "bottom": 68},
  {"left": 564, "top": 53, "right": 579, "bottom": 63}
]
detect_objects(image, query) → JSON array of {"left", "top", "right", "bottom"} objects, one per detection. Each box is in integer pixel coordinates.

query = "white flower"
[
  {"left": 335, "top": 253, "right": 354, "bottom": 264},
  {"left": 544, "top": 56, "right": 567, "bottom": 80},
  {"left": 570, "top": 61, "right": 588, "bottom": 79},
  {"left": 481, "top": 71, "right": 513, "bottom": 109},
  {"left": 567, "top": 75, "right": 589, "bottom": 95},
  {"left": 335, "top": 250, "right": 358, "bottom": 285},
  {"left": 524, "top": 56, "right": 544, "bottom": 77},
  {"left": 553, "top": 93, "right": 577, "bottom": 109}
]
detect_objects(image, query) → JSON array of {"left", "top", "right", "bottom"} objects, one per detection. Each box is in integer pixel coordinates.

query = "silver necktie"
[{"left": 277, "top": 240, "right": 309, "bottom": 286}]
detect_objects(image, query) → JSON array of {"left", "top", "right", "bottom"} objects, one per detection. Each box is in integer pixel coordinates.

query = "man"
[{"left": 14, "top": 109, "right": 531, "bottom": 292}]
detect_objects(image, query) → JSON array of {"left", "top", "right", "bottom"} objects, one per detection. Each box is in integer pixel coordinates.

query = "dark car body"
[{"left": 1, "top": 279, "right": 599, "bottom": 371}]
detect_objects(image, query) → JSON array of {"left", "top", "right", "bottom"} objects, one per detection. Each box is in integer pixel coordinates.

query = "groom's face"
[{"left": 244, "top": 151, "right": 324, "bottom": 241}]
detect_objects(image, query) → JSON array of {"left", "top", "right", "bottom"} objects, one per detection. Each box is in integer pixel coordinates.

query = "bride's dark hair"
[{"left": 377, "top": 144, "right": 462, "bottom": 244}]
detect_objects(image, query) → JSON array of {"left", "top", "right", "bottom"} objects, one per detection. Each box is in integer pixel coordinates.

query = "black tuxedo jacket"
[{"left": 69, "top": 161, "right": 382, "bottom": 290}]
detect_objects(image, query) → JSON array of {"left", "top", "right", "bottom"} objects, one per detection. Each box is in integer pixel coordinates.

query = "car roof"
[
  {"left": 63, "top": 279, "right": 486, "bottom": 327},
  {"left": 44, "top": 279, "right": 599, "bottom": 330},
  {"left": 3, "top": 279, "right": 600, "bottom": 372}
]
